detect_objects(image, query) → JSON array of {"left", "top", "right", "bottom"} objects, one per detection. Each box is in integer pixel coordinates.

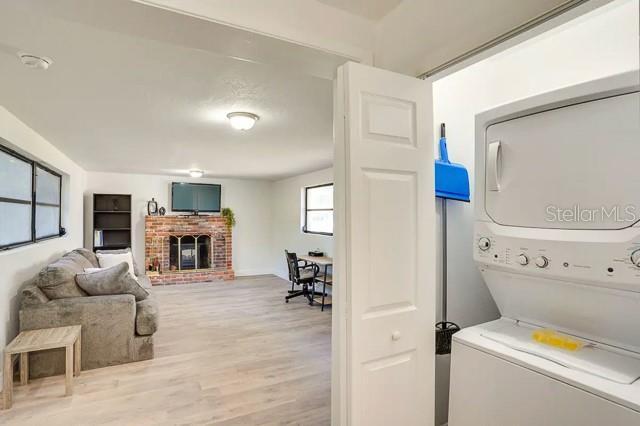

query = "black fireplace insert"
[{"left": 169, "top": 235, "right": 212, "bottom": 271}]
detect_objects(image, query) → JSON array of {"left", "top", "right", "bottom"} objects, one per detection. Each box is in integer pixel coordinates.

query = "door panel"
[
  {"left": 362, "top": 350, "right": 420, "bottom": 426},
  {"left": 335, "top": 61, "right": 435, "bottom": 426},
  {"left": 364, "top": 170, "right": 417, "bottom": 311},
  {"left": 361, "top": 93, "right": 417, "bottom": 146},
  {"left": 485, "top": 92, "right": 640, "bottom": 230}
]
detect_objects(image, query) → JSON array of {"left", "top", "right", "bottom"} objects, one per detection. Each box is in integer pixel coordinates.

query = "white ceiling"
[
  {"left": 0, "top": 0, "right": 347, "bottom": 180},
  {"left": 1, "top": 0, "right": 580, "bottom": 180},
  {"left": 317, "top": 0, "right": 403, "bottom": 20}
]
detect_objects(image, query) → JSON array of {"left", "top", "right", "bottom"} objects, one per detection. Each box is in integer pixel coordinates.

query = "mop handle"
[
  {"left": 439, "top": 123, "right": 450, "bottom": 163},
  {"left": 442, "top": 198, "right": 448, "bottom": 322}
]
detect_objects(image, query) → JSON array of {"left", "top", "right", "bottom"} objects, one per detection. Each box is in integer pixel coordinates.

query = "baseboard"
[
  {"left": 273, "top": 271, "right": 289, "bottom": 281},
  {"left": 234, "top": 269, "right": 276, "bottom": 277}
]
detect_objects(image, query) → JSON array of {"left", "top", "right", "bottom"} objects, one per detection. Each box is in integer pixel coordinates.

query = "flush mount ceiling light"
[
  {"left": 227, "top": 112, "right": 259, "bottom": 131},
  {"left": 189, "top": 170, "right": 204, "bottom": 178},
  {"left": 18, "top": 53, "right": 53, "bottom": 70}
]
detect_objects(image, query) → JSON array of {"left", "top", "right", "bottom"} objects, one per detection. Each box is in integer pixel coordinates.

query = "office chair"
[{"left": 284, "top": 250, "right": 319, "bottom": 304}]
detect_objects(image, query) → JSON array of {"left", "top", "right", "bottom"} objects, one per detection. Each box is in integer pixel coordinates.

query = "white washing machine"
[{"left": 448, "top": 71, "right": 640, "bottom": 426}]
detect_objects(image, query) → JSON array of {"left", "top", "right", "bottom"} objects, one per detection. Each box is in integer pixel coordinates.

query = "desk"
[{"left": 298, "top": 255, "right": 332, "bottom": 311}]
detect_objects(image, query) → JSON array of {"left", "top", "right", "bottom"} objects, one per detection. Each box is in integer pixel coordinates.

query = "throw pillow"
[
  {"left": 95, "top": 248, "right": 141, "bottom": 276},
  {"left": 96, "top": 251, "right": 136, "bottom": 279},
  {"left": 75, "top": 262, "right": 149, "bottom": 301},
  {"left": 37, "top": 257, "right": 89, "bottom": 299}
]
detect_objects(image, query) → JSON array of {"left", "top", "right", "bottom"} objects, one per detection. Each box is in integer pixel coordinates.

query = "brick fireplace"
[{"left": 145, "top": 215, "right": 234, "bottom": 285}]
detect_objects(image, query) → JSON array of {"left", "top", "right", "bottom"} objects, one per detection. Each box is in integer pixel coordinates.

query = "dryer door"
[{"left": 484, "top": 91, "right": 639, "bottom": 230}]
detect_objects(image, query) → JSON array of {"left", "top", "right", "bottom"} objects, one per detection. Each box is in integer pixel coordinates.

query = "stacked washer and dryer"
[{"left": 448, "top": 71, "right": 640, "bottom": 425}]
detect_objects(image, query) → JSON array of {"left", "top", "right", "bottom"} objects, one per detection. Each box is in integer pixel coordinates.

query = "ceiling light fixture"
[
  {"left": 227, "top": 112, "right": 259, "bottom": 131},
  {"left": 189, "top": 170, "right": 204, "bottom": 178},
  {"left": 18, "top": 53, "right": 53, "bottom": 70}
]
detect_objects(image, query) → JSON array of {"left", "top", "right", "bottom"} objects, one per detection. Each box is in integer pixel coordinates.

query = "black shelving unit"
[{"left": 92, "top": 194, "right": 132, "bottom": 251}]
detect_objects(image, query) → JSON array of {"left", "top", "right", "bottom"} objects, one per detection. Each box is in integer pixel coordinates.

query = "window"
[
  {"left": 0, "top": 143, "right": 62, "bottom": 250},
  {"left": 303, "top": 183, "right": 333, "bottom": 236},
  {"left": 35, "top": 165, "right": 62, "bottom": 239}
]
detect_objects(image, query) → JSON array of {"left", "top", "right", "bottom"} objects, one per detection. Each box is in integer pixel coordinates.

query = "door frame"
[{"left": 332, "top": 70, "right": 348, "bottom": 425}]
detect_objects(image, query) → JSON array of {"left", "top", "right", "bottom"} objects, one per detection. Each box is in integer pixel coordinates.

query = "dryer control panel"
[{"left": 474, "top": 221, "right": 640, "bottom": 293}]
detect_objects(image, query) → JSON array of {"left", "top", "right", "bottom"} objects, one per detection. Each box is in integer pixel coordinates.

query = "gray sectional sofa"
[{"left": 19, "top": 248, "right": 158, "bottom": 379}]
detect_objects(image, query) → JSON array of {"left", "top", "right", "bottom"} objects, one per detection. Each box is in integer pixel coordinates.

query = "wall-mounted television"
[{"left": 171, "top": 182, "right": 221, "bottom": 213}]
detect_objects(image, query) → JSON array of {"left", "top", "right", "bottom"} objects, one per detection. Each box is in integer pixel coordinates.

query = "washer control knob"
[
  {"left": 535, "top": 256, "right": 549, "bottom": 268},
  {"left": 631, "top": 249, "right": 640, "bottom": 268},
  {"left": 478, "top": 237, "right": 491, "bottom": 251},
  {"left": 517, "top": 254, "right": 529, "bottom": 266}
]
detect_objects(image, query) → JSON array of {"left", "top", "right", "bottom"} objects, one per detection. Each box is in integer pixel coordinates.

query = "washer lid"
[
  {"left": 480, "top": 321, "right": 640, "bottom": 385},
  {"left": 484, "top": 91, "right": 639, "bottom": 230}
]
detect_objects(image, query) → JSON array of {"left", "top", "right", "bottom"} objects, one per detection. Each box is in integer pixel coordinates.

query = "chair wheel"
[{"left": 285, "top": 299, "right": 289, "bottom": 303}]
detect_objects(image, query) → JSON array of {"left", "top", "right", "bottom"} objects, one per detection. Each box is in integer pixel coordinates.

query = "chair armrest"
[{"left": 297, "top": 263, "right": 320, "bottom": 275}]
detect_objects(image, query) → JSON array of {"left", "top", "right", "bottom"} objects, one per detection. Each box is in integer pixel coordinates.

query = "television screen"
[{"left": 171, "top": 182, "right": 221, "bottom": 212}]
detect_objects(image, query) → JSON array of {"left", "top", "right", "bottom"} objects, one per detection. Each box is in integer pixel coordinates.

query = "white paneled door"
[{"left": 333, "top": 62, "right": 435, "bottom": 425}]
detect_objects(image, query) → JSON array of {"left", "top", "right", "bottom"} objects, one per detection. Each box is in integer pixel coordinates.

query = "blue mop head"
[{"left": 435, "top": 124, "right": 470, "bottom": 202}]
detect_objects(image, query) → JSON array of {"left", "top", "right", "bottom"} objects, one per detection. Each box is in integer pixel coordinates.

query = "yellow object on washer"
[{"left": 532, "top": 329, "right": 584, "bottom": 351}]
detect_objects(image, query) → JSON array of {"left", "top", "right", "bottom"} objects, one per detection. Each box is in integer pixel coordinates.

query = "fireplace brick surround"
[{"left": 145, "top": 215, "right": 234, "bottom": 285}]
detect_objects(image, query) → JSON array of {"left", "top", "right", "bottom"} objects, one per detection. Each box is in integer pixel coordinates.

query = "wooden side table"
[{"left": 3, "top": 325, "right": 81, "bottom": 409}]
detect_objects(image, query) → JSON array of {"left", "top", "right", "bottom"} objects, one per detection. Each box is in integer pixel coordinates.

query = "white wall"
[
  {"left": 271, "top": 167, "right": 333, "bottom": 279},
  {"left": 0, "top": 106, "right": 86, "bottom": 390},
  {"left": 137, "top": 0, "right": 375, "bottom": 64},
  {"left": 84, "top": 172, "right": 274, "bottom": 277},
  {"left": 85, "top": 168, "right": 336, "bottom": 279},
  {"left": 431, "top": 0, "right": 639, "bottom": 423}
]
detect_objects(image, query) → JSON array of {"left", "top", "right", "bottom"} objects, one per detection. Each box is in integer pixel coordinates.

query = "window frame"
[
  {"left": 303, "top": 182, "right": 334, "bottom": 236},
  {"left": 0, "top": 142, "right": 63, "bottom": 251},
  {"left": 34, "top": 163, "right": 63, "bottom": 241}
]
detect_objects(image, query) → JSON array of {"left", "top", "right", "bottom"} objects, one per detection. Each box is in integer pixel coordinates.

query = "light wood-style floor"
[{"left": 0, "top": 276, "right": 331, "bottom": 425}]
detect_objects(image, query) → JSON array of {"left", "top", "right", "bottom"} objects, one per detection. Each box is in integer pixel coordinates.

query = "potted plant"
[{"left": 221, "top": 207, "right": 236, "bottom": 229}]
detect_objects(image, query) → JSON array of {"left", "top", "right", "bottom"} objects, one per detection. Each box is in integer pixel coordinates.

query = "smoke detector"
[{"left": 18, "top": 53, "right": 53, "bottom": 70}]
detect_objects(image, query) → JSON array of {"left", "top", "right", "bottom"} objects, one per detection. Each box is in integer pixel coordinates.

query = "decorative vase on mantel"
[{"left": 147, "top": 198, "right": 158, "bottom": 216}]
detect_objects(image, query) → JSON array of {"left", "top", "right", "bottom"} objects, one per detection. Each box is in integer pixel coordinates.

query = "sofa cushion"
[
  {"left": 76, "top": 262, "right": 149, "bottom": 302},
  {"left": 63, "top": 251, "right": 94, "bottom": 270},
  {"left": 135, "top": 296, "right": 159, "bottom": 336},
  {"left": 70, "top": 248, "right": 100, "bottom": 267},
  {"left": 37, "top": 257, "right": 88, "bottom": 299},
  {"left": 96, "top": 248, "right": 141, "bottom": 276},
  {"left": 136, "top": 274, "right": 153, "bottom": 290}
]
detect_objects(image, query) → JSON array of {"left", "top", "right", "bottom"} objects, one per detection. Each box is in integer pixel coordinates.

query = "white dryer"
[{"left": 448, "top": 71, "right": 640, "bottom": 426}]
